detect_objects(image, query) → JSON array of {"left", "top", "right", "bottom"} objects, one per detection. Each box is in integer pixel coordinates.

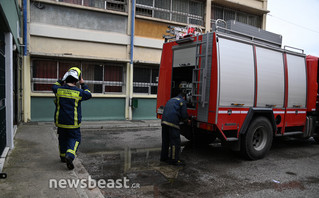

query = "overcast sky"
[{"left": 266, "top": 0, "right": 319, "bottom": 56}]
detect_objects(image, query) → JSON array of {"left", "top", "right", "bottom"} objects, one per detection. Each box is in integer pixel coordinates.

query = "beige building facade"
[{"left": 24, "top": 0, "right": 268, "bottom": 122}]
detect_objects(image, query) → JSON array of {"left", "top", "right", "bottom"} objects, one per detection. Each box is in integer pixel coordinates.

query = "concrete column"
[
  {"left": 126, "top": 0, "right": 135, "bottom": 120},
  {"left": 262, "top": 0, "right": 268, "bottom": 30},
  {"left": 23, "top": 0, "right": 31, "bottom": 122},
  {"left": 22, "top": 55, "right": 31, "bottom": 122},
  {"left": 5, "top": 33, "right": 14, "bottom": 149},
  {"left": 125, "top": 0, "right": 133, "bottom": 120},
  {"left": 205, "top": 0, "right": 212, "bottom": 32}
]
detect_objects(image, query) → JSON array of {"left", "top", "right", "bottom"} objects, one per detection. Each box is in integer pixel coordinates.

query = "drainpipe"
[
  {"left": 23, "top": 0, "right": 27, "bottom": 56},
  {"left": 128, "top": 0, "right": 135, "bottom": 120}
]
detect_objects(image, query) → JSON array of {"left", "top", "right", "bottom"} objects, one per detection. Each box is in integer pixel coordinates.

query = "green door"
[{"left": 0, "top": 31, "right": 6, "bottom": 154}]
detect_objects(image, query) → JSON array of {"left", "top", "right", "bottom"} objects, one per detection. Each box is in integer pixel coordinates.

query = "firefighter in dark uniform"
[
  {"left": 160, "top": 92, "right": 189, "bottom": 166},
  {"left": 52, "top": 67, "right": 92, "bottom": 170}
]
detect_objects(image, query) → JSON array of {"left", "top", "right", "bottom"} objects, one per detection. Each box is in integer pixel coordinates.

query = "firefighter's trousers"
[
  {"left": 160, "top": 124, "right": 181, "bottom": 162},
  {"left": 58, "top": 127, "right": 81, "bottom": 160}
]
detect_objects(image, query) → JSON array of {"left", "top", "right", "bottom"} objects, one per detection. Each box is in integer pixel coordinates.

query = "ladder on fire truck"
[
  {"left": 192, "top": 33, "right": 210, "bottom": 107},
  {"left": 190, "top": 19, "right": 229, "bottom": 107}
]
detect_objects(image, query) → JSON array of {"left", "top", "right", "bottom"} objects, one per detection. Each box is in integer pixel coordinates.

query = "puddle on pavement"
[{"left": 78, "top": 145, "right": 188, "bottom": 197}]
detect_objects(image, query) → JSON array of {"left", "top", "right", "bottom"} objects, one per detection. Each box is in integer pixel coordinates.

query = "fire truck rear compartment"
[{"left": 171, "top": 66, "right": 195, "bottom": 108}]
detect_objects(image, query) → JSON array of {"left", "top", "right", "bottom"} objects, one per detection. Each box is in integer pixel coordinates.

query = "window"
[
  {"left": 237, "top": 12, "right": 247, "bottom": 24},
  {"left": 104, "top": 65, "right": 123, "bottom": 92},
  {"left": 136, "top": 0, "right": 204, "bottom": 26},
  {"left": 58, "top": 0, "right": 127, "bottom": 12},
  {"left": 133, "top": 66, "right": 159, "bottom": 94},
  {"left": 82, "top": 63, "right": 103, "bottom": 93},
  {"left": 154, "top": 0, "right": 170, "bottom": 20},
  {"left": 31, "top": 59, "right": 125, "bottom": 94},
  {"left": 32, "top": 60, "right": 58, "bottom": 91},
  {"left": 60, "top": 0, "right": 82, "bottom": 6},
  {"left": 151, "top": 68, "right": 159, "bottom": 94},
  {"left": 212, "top": 4, "right": 262, "bottom": 28}
]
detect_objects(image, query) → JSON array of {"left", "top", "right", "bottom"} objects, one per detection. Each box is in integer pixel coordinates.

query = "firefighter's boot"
[
  {"left": 170, "top": 160, "right": 185, "bottom": 166},
  {"left": 65, "top": 156, "right": 74, "bottom": 170}
]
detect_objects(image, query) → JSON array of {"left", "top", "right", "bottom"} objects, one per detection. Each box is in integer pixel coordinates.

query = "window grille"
[
  {"left": 133, "top": 66, "right": 159, "bottom": 95},
  {"left": 136, "top": 0, "right": 204, "bottom": 26},
  {"left": 31, "top": 59, "right": 126, "bottom": 94},
  {"left": 212, "top": 4, "right": 262, "bottom": 28},
  {"left": 58, "top": 0, "right": 127, "bottom": 12}
]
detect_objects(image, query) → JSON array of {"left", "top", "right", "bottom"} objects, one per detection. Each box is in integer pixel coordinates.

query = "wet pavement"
[
  {"left": 78, "top": 126, "right": 319, "bottom": 198},
  {"left": 1, "top": 121, "right": 319, "bottom": 197}
]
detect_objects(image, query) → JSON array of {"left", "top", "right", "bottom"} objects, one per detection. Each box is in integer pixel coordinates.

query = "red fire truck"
[{"left": 156, "top": 20, "right": 319, "bottom": 160}]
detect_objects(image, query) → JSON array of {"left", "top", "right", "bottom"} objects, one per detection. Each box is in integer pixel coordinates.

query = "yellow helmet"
[{"left": 68, "top": 67, "right": 81, "bottom": 78}]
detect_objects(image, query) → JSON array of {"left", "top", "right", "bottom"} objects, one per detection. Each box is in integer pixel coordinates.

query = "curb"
[
  {"left": 73, "top": 159, "right": 105, "bottom": 198},
  {"left": 29, "top": 120, "right": 161, "bottom": 130},
  {"left": 80, "top": 123, "right": 161, "bottom": 130},
  {"left": 80, "top": 120, "right": 161, "bottom": 130},
  {"left": 0, "top": 147, "right": 9, "bottom": 175}
]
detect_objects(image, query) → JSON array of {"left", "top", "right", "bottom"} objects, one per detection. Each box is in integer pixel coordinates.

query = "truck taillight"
[{"left": 197, "top": 122, "right": 214, "bottom": 131}]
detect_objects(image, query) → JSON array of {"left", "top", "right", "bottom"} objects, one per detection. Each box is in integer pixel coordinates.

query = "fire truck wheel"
[{"left": 241, "top": 117, "right": 273, "bottom": 160}]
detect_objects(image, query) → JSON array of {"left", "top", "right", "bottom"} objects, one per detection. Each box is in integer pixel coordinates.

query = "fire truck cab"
[{"left": 156, "top": 20, "right": 319, "bottom": 160}]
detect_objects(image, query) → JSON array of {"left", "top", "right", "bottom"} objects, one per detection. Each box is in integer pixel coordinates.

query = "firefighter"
[
  {"left": 52, "top": 67, "right": 92, "bottom": 170},
  {"left": 160, "top": 92, "right": 189, "bottom": 166}
]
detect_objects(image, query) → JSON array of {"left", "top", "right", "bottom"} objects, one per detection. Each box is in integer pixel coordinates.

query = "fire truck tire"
[
  {"left": 314, "top": 137, "right": 319, "bottom": 143},
  {"left": 241, "top": 117, "right": 273, "bottom": 160}
]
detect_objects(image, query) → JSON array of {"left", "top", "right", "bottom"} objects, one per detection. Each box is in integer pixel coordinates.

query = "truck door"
[{"left": 284, "top": 54, "right": 307, "bottom": 132}]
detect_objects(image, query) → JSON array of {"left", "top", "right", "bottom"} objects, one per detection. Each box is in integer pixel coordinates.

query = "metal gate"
[{"left": 0, "top": 31, "right": 6, "bottom": 154}]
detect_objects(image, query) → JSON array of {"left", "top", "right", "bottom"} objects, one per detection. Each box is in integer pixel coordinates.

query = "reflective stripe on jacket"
[{"left": 52, "top": 80, "right": 92, "bottom": 129}]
